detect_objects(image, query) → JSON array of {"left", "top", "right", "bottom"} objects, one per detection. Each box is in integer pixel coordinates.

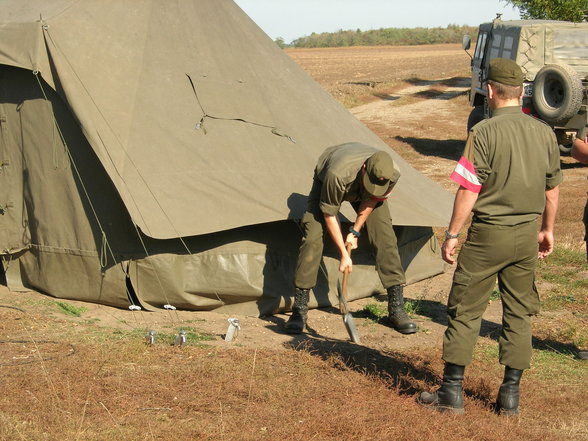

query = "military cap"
[
  {"left": 488, "top": 58, "right": 524, "bottom": 87},
  {"left": 363, "top": 151, "right": 400, "bottom": 197}
]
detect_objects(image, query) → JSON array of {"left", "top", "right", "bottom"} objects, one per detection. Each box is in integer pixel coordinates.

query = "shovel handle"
[
  {"left": 340, "top": 242, "right": 362, "bottom": 344},
  {"left": 341, "top": 243, "right": 353, "bottom": 302}
]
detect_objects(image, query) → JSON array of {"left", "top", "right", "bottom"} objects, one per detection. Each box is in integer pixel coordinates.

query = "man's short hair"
[{"left": 488, "top": 80, "right": 523, "bottom": 100}]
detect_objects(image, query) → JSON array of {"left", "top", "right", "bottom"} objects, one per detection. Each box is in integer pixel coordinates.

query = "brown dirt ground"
[{"left": 2, "top": 44, "right": 584, "bottom": 354}]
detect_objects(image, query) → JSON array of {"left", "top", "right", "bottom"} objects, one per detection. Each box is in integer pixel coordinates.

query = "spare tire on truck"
[{"left": 532, "top": 63, "right": 583, "bottom": 124}]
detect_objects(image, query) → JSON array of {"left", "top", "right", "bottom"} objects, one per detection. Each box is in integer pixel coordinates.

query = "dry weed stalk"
[
  {"left": 99, "top": 401, "right": 124, "bottom": 438},
  {"left": 247, "top": 348, "right": 258, "bottom": 406}
]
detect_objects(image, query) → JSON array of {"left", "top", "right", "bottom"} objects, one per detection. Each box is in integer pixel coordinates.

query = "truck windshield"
[{"left": 474, "top": 32, "right": 487, "bottom": 62}]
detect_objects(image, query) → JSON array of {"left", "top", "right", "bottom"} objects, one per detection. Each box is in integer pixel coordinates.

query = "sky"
[{"left": 233, "top": 0, "right": 521, "bottom": 43}]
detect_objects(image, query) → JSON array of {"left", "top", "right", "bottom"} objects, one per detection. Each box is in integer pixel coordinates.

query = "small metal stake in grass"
[
  {"left": 224, "top": 318, "right": 241, "bottom": 342},
  {"left": 145, "top": 330, "right": 156, "bottom": 345},
  {"left": 174, "top": 330, "right": 186, "bottom": 346}
]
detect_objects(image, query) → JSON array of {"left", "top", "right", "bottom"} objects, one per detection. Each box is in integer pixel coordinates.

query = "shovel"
[{"left": 336, "top": 243, "right": 361, "bottom": 344}]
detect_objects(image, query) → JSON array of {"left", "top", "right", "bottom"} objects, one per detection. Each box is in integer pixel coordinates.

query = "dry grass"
[{"left": 1, "top": 308, "right": 585, "bottom": 441}]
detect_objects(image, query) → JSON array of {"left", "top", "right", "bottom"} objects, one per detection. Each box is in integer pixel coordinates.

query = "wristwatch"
[
  {"left": 444, "top": 230, "right": 460, "bottom": 240},
  {"left": 349, "top": 226, "right": 361, "bottom": 237}
]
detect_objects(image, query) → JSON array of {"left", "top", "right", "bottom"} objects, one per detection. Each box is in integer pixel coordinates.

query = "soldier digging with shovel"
[{"left": 285, "top": 142, "right": 417, "bottom": 336}]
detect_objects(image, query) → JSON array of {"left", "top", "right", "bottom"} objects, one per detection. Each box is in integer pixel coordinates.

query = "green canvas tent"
[{"left": 0, "top": 0, "right": 453, "bottom": 316}]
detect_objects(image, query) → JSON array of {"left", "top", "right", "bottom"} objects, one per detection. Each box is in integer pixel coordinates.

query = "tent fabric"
[
  {"left": 0, "top": 0, "right": 452, "bottom": 315},
  {"left": 127, "top": 224, "right": 441, "bottom": 316},
  {"left": 0, "top": 0, "right": 452, "bottom": 238}
]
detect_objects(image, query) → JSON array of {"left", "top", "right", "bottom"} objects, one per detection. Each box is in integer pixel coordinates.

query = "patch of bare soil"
[
  {"left": 285, "top": 44, "right": 470, "bottom": 89},
  {"left": 0, "top": 272, "right": 469, "bottom": 352}
]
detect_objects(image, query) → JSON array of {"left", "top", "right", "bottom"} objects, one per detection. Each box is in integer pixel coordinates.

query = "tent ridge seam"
[{"left": 30, "top": 243, "right": 98, "bottom": 257}]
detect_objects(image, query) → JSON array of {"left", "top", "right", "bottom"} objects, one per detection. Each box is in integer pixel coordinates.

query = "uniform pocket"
[
  {"left": 527, "top": 280, "right": 541, "bottom": 316},
  {"left": 447, "top": 269, "right": 472, "bottom": 318}
]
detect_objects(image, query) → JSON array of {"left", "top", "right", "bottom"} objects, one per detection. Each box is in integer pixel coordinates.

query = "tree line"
[{"left": 276, "top": 25, "right": 478, "bottom": 48}]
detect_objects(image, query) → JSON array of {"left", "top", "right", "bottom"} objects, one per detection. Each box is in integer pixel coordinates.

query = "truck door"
[{"left": 470, "top": 25, "right": 490, "bottom": 106}]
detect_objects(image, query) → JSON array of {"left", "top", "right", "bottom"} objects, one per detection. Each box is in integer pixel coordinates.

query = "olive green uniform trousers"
[
  {"left": 294, "top": 179, "right": 406, "bottom": 290},
  {"left": 443, "top": 219, "right": 541, "bottom": 370}
]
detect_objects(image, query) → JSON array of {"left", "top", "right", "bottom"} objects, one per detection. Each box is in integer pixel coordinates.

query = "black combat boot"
[
  {"left": 284, "top": 288, "right": 310, "bottom": 334},
  {"left": 495, "top": 366, "right": 523, "bottom": 416},
  {"left": 386, "top": 285, "right": 417, "bottom": 334},
  {"left": 418, "top": 363, "right": 465, "bottom": 414}
]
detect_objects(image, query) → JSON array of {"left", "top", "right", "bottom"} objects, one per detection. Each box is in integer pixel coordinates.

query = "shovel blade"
[{"left": 344, "top": 312, "right": 361, "bottom": 344}]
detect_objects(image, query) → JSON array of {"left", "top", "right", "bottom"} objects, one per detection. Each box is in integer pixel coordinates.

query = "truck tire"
[
  {"left": 559, "top": 143, "right": 573, "bottom": 154},
  {"left": 532, "top": 64, "right": 583, "bottom": 124},
  {"left": 467, "top": 106, "right": 485, "bottom": 132}
]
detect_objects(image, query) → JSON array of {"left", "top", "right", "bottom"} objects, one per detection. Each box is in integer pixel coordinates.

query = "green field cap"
[
  {"left": 489, "top": 58, "right": 523, "bottom": 86},
  {"left": 363, "top": 151, "right": 399, "bottom": 197}
]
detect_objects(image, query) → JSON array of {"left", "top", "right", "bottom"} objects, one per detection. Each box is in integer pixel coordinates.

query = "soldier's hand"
[
  {"left": 537, "top": 231, "right": 554, "bottom": 259},
  {"left": 442, "top": 238, "right": 458, "bottom": 264},
  {"left": 339, "top": 255, "right": 353, "bottom": 274},
  {"left": 345, "top": 233, "right": 358, "bottom": 249}
]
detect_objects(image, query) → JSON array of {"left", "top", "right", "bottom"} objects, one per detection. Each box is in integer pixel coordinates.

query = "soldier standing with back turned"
[{"left": 418, "top": 58, "right": 562, "bottom": 415}]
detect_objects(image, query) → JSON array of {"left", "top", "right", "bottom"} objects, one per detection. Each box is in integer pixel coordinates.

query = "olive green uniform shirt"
[
  {"left": 467, "top": 106, "right": 562, "bottom": 225},
  {"left": 314, "top": 142, "right": 398, "bottom": 216}
]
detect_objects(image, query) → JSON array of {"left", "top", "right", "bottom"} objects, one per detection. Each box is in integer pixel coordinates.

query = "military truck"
[{"left": 463, "top": 17, "right": 588, "bottom": 153}]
